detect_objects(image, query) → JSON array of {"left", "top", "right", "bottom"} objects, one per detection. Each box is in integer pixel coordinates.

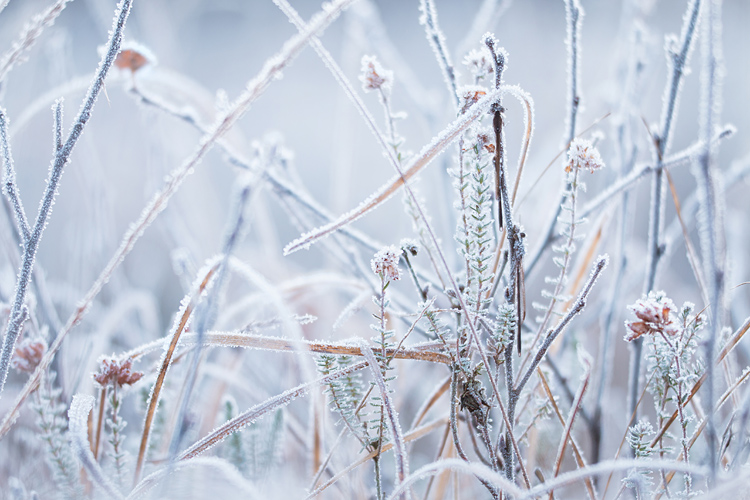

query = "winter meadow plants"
[{"left": 0, "top": 0, "right": 749, "bottom": 498}]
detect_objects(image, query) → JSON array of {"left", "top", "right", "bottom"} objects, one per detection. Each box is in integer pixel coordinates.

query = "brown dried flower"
[
  {"left": 11, "top": 337, "right": 47, "bottom": 374},
  {"left": 624, "top": 292, "right": 680, "bottom": 342},
  {"left": 93, "top": 356, "right": 143, "bottom": 387}
]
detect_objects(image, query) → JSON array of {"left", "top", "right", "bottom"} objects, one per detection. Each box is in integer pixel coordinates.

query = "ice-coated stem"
[{"left": 0, "top": 0, "right": 134, "bottom": 400}]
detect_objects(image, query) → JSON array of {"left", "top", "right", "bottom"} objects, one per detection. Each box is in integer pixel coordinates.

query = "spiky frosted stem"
[{"left": 0, "top": 0, "right": 134, "bottom": 400}]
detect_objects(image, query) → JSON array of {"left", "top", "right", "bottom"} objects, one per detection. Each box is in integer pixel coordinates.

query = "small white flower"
[
  {"left": 371, "top": 246, "right": 401, "bottom": 281},
  {"left": 463, "top": 48, "right": 494, "bottom": 81},
  {"left": 566, "top": 138, "right": 605, "bottom": 173},
  {"left": 360, "top": 55, "right": 393, "bottom": 93}
]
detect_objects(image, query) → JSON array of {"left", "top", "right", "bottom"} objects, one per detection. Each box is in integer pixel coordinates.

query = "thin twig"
[{"left": 0, "top": 0, "right": 134, "bottom": 400}]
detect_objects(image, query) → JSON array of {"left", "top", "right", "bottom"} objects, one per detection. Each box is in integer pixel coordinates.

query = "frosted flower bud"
[
  {"left": 566, "top": 138, "right": 605, "bottom": 173},
  {"left": 11, "top": 337, "right": 47, "bottom": 373},
  {"left": 360, "top": 55, "right": 393, "bottom": 93},
  {"left": 624, "top": 292, "right": 680, "bottom": 342},
  {"left": 371, "top": 246, "right": 401, "bottom": 281},
  {"left": 463, "top": 47, "right": 494, "bottom": 80}
]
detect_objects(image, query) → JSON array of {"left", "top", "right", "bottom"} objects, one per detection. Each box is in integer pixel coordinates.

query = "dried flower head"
[
  {"left": 371, "top": 246, "right": 401, "bottom": 281},
  {"left": 11, "top": 337, "right": 47, "bottom": 373},
  {"left": 113, "top": 41, "right": 157, "bottom": 73},
  {"left": 458, "top": 85, "right": 487, "bottom": 114},
  {"left": 360, "top": 55, "right": 393, "bottom": 93},
  {"left": 93, "top": 356, "right": 144, "bottom": 387},
  {"left": 624, "top": 292, "right": 680, "bottom": 342},
  {"left": 463, "top": 48, "right": 494, "bottom": 81},
  {"left": 566, "top": 138, "right": 605, "bottom": 173}
]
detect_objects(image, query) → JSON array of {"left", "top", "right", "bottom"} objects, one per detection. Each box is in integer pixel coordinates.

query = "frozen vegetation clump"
[{"left": 0, "top": 0, "right": 749, "bottom": 498}]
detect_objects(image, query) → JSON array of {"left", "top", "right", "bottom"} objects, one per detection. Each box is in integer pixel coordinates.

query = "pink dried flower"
[
  {"left": 566, "top": 138, "right": 605, "bottom": 173},
  {"left": 93, "top": 356, "right": 143, "bottom": 387},
  {"left": 371, "top": 246, "right": 401, "bottom": 281},
  {"left": 11, "top": 337, "right": 47, "bottom": 373},
  {"left": 360, "top": 55, "right": 393, "bottom": 93},
  {"left": 624, "top": 293, "right": 680, "bottom": 342}
]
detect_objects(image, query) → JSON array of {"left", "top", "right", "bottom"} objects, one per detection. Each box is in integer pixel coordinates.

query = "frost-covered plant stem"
[
  {"left": 0, "top": 109, "right": 30, "bottom": 243},
  {"left": 694, "top": 0, "right": 724, "bottom": 484},
  {"left": 515, "top": 256, "right": 607, "bottom": 395},
  {"left": 167, "top": 176, "right": 254, "bottom": 463},
  {"left": 631, "top": 0, "right": 702, "bottom": 422},
  {"left": 418, "top": 0, "right": 459, "bottom": 108},
  {"left": 525, "top": 0, "right": 582, "bottom": 278},
  {"left": 0, "top": 0, "right": 134, "bottom": 401},
  {"left": 536, "top": 163, "right": 581, "bottom": 339}
]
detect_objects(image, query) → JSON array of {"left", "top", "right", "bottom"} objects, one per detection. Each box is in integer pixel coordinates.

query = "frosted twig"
[
  {"left": 0, "top": 108, "right": 30, "bottom": 243},
  {"left": 694, "top": 0, "right": 725, "bottom": 484},
  {"left": 68, "top": 394, "right": 126, "bottom": 500},
  {"left": 133, "top": 262, "right": 218, "bottom": 484},
  {"left": 0, "top": 0, "right": 353, "bottom": 441},
  {"left": 53, "top": 98, "right": 63, "bottom": 153},
  {"left": 537, "top": 368, "right": 597, "bottom": 500},
  {"left": 167, "top": 176, "right": 255, "bottom": 462},
  {"left": 419, "top": 0, "right": 459, "bottom": 108},
  {"left": 284, "top": 85, "right": 512, "bottom": 255},
  {"left": 580, "top": 126, "right": 733, "bottom": 219},
  {"left": 0, "top": 0, "right": 71, "bottom": 83},
  {"left": 514, "top": 256, "right": 607, "bottom": 394},
  {"left": 175, "top": 360, "right": 369, "bottom": 462},
  {"left": 632, "top": 0, "right": 701, "bottom": 425},
  {"left": 524, "top": 0, "right": 583, "bottom": 282},
  {"left": 0, "top": 0, "right": 134, "bottom": 401},
  {"left": 548, "top": 358, "right": 591, "bottom": 499}
]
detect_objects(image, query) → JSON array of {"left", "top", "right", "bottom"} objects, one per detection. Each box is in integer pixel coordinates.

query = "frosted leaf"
[{"left": 68, "top": 394, "right": 125, "bottom": 499}]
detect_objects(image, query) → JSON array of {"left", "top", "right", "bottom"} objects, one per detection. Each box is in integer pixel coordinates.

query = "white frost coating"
[
  {"left": 284, "top": 85, "right": 510, "bottom": 255},
  {"left": 385, "top": 458, "right": 523, "bottom": 500},
  {"left": 68, "top": 394, "right": 126, "bottom": 500}
]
